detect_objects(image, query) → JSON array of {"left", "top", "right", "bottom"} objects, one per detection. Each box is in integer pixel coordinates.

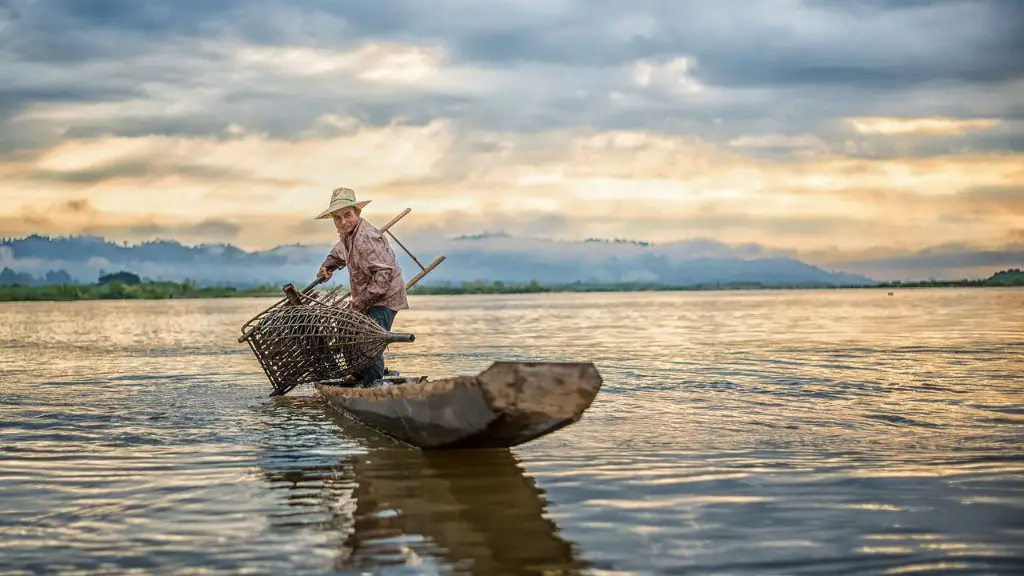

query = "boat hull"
[{"left": 313, "top": 361, "right": 602, "bottom": 449}]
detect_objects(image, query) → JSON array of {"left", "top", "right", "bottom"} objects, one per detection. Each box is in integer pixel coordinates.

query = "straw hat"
[{"left": 315, "top": 187, "right": 371, "bottom": 219}]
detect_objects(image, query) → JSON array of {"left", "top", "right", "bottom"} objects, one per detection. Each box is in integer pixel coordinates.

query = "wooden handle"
[
  {"left": 281, "top": 283, "right": 302, "bottom": 305},
  {"left": 405, "top": 255, "right": 446, "bottom": 289}
]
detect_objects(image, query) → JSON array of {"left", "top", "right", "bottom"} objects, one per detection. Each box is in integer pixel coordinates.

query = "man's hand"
[{"left": 318, "top": 266, "right": 332, "bottom": 281}]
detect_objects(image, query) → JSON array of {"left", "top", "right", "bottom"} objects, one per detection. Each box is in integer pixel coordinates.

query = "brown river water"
[{"left": 1, "top": 288, "right": 1023, "bottom": 575}]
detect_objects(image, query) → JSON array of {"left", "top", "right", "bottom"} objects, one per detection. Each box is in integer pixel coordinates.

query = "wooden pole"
[
  {"left": 281, "top": 283, "right": 302, "bottom": 306},
  {"left": 386, "top": 230, "right": 426, "bottom": 270},
  {"left": 404, "top": 255, "right": 446, "bottom": 289}
]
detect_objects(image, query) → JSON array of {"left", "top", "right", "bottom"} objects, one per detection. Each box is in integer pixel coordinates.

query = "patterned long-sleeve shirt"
[{"left": 320, "top": 218, "right": 409, "bottom": 313}]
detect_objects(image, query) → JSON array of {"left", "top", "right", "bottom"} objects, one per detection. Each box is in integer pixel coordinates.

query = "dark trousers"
[{"left": 358, "top": 306, "right": 396, "bottom": 386}]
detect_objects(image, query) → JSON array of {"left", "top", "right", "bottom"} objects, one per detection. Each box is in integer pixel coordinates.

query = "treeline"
[
  {"left": 2, "top": 269, "right": 1020, "bottom": 302},
  {"left": 0, "top": 274, "right": 280, "bottom": 302},
  {"left": 406, "top": 269, "right": 1024, "bottom": 295},
  {"left": 875, "top": 268, "right": 1024, "bottom": 288},
  {"left": 0, "top": 267, "right": 74, "bottom": 287},
  {"left": 407, "top": 279, "right": 847, "bottom": 295}
]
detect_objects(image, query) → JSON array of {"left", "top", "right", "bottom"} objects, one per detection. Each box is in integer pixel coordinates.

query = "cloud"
[
  {"left": 0, "top": 118, "right": 456, "bottom": 223},
  {"left": 2, "top": 0, "right": 1022, "bottom": 153},
  {"left": 1, "top": 0, "right": 1022, "bottom": 281},
  {"left": 1, "top": 119, "right": 1021, "bottom": 257},
  {"left": 823, "top": 242, "right": 1024, "bottom": 281},
  {"left": 958, "top": 186, "right": 1024, "bottom": 215},
  {"left": 22, "top": 160, "right": 294, "bottom": 186},
  {"left": 845, "top": 117, "right": 1002, "bottom": 136},
  {"left": 0, "top": 196, "right": 244, "bottom": 245},
  {"left": 81, "top": 219, "right": 243, "bottom": 242},
  {"left": 63, "top": 198, "right": 91, "bottom": 214},
  {"left": 234, "top": 42, "right": 446, "bottom": 84},
  {"left": 727, "top": 133, "right": 832, "bottom": 161}
]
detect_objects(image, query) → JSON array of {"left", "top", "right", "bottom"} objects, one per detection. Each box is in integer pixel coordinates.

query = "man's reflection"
[{"left": 258, "top": 399, "right": 588, "bottom": 574}]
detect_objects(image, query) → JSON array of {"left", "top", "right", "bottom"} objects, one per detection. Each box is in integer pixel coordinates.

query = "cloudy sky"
[{"left": 1, "top": 0, "right": 1022, "bottom": 269}]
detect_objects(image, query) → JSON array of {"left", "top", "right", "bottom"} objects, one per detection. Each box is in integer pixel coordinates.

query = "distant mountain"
[
  {"left": 821, "top": 243, "right": 1024, "bottom": 282},
  {"left": 0, "top": 233, "right": 875, "bottom": 288}
]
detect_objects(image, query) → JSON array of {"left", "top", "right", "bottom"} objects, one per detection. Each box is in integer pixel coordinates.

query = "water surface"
[{"left": 2, "top": 288, "right": 1023, "bottom": 574}]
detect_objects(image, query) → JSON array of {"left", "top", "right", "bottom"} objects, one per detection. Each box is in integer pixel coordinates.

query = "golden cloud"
[
  {"left": 1, "top": 118, "right": 1022, "bottom": 253},
  {"left": 6, "top": 118, "right": 454, "bottom": 218},
  {"left": 844, "top": 116, "right": 1001, "bottom": 135},
  {"left": 234, "top": 42, "right": 447, "bottom": 84}
]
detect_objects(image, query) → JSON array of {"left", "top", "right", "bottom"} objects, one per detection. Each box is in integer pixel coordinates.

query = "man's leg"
[{"left": 358, "top": 306, "right": 396, "bottom": 386}]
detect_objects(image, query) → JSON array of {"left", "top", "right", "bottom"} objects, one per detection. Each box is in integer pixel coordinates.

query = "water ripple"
[{"left": 1, "top": 289, "right": 1023, "bottom": 574}]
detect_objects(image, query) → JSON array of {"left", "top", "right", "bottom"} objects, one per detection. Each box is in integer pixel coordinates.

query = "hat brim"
[{"left": 316, "top": 199, "right": 371, "bottom": 219}]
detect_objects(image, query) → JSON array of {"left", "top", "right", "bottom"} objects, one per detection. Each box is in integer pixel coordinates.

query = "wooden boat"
[{"left": 313, "top": 361, "right": 602, "bottom": 450}]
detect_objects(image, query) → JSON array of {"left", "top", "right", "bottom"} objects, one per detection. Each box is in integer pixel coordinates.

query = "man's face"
[{"left": 332, "top": 207, "right": 360, "bottom": 234}]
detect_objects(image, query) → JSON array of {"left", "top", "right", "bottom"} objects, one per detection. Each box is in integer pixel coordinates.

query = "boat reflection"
[{"left": 258, "top": 399, "right": 588, "bottom": 574}]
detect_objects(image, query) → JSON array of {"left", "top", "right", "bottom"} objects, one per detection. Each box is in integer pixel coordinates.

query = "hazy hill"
[{"left": 0, "top": 233, "right": 874, "bottom": 288}]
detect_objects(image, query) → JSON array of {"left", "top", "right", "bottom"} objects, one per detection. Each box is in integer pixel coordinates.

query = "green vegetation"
[
  {"left": 0, "top": 278, "right": 280, "bottom": 302},
  {"left": 406, "top": 279, "right": 832, "bottom": 295},
  {"left": 987, "top": 268, "right": 1024, "bottom": 285},
  {"left": 874, "top": 268, "right": 1024, "bottom": 289},
  {"left": 405, "top": 269, "right": 1024, "bottom": 295},
  {"left": 1, "top": 269, "right": 1020, "bottom": 302}
]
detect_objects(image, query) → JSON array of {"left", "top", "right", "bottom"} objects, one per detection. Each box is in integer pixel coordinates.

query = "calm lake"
[{"left": 2, "top": 288, "right": 1023, "bottom": 575}]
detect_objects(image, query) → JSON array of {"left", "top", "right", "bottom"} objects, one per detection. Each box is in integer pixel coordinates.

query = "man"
[{"left": 315, "top": 187, "right": 409, "bottom": 386}]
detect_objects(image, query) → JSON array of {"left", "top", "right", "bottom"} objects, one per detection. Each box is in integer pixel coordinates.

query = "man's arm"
[{"left": 318, "top": 241, "right": 346, "bottom": 280}]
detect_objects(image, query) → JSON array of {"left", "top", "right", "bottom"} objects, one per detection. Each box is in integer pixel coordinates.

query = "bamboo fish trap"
[{"left": 239, "top": 208, "right": 445, "bottom": 396}]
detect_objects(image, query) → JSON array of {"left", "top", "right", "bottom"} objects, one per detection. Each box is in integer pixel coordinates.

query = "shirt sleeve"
[{"left": 321, "top": 241, "right": 347, "bottom": 271}]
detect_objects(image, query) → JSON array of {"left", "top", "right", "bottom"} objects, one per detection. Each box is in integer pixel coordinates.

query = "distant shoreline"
[
  {"left": 1, "top": 270, "right": 1020, "bottom": 302},
  {"left": 404, "top": 276, "right": 1021, "bottom": 296},
  {"left": 0, "top": 282, "right": 282, "bottom": 302}
]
